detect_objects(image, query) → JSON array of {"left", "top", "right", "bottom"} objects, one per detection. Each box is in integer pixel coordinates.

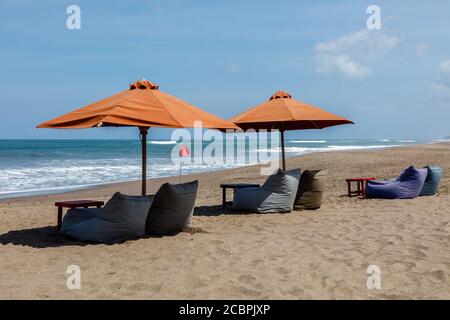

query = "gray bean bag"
[
  {"left": 419, "top": 165, "right": 443, "bottom": 196},
  {"left": 145, "top": 180, "right": 198, "bottom": 236},
  {"left": 294, "top": 170, "right": 327, "bottom": 210},
  {"left": 365, "top": 166, "right": 427, "bottom": 199},
  {"left": 61, "top": 193, "right": 153, "bottom": 243},
  {"left": 232, "top": 169, "right": 301, "bottom": 213}
]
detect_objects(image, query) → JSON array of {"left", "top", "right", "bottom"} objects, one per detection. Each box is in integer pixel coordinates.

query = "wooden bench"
[
  {"left": 220, "top": 183, "right": 260, "bottom": 208},
  {"left": 55, "top": 200, "right": 104, "bottom": 230}
]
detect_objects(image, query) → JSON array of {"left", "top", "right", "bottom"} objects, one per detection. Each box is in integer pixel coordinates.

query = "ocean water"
[{"left": 0, "top": 138, "right": 434, "bottom": 199}]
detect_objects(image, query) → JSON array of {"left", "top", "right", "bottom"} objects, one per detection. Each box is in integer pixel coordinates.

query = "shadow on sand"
[
  {"left": 0, "top": 225, "right": 167, "bottom": 248},
  {"left": 0, "top": 225, "right": 88, "bottom": 248},
  {"left": 0, "top": 205, "right": 246, "bottom": 248},
  {"left": 193, "top": 205, "right": 249, "bottom": 216}
]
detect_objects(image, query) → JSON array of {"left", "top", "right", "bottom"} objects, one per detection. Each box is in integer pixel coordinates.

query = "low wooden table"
[
  {"left": 220, "top": 183, "right": 260, "bottom": 208},
  {"left": 54, "top": 200, "right": 104, "bottom": 230},
  {"left": 345, "top": 178, "right": 376, "bottom": 197}
]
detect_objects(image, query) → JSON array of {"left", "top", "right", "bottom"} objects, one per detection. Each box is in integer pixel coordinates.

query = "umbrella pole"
[
  {"left": 139, "top": 127, "right": 149, "bottom": 195},
  {"left": 280, "top": 130, "right": 286, "bottom": 171}
]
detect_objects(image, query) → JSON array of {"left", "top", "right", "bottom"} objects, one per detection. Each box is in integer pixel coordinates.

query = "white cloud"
[
  {"left": 437, "top": 60, "right": 450, "bottom": 88},
  {"left": 316, "top": 53, "right": 372, "bottom": 79},
  {"left": 314, "top": 29, "right": 399, "bottom": 79},
  {"left": 415, "top": 43, "right": 429, "bottom": 57},
  {"left": 227, "top": 63, "right": 240, "bottom": 74},
  {"left": 432, "top": 60, "right": 450, "bottom": 94}
]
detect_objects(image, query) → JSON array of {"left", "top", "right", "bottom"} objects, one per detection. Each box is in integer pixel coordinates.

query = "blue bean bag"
[
  {"left": 419, "top": 165, "right": 443, "bottom": 196},
  {"left": 365, "top": 166, "right": 427, "bottom": 199}
]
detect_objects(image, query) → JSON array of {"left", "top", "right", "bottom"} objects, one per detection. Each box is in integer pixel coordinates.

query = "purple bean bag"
[{"left": 365, "top": 166, "right": 428, "bottom": 199}]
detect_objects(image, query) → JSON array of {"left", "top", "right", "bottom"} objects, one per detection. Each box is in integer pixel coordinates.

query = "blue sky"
[{"left": 1, "top": 0, "right": 450, "bottom": 140}]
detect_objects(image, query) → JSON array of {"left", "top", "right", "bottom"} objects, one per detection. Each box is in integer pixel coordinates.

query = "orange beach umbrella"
[
  {"left": 38, "top": 79, "right": 238, "bottom": 195},
  {"left": 230, "top": 90, "right": 354, "bottom": 170}
]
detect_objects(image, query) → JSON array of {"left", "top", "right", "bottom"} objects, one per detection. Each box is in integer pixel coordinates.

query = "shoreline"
[
  {"left": 0, "top": 142, "right": 450, "bottom": 204},
  {"left": 0, "top": 142, "right": 438, "bottom": 202}
]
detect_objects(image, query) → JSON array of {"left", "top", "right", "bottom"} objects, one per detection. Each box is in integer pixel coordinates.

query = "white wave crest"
[
  {"left": 148, "top": 140, "right": 177, "bottom": 145},
  {"left": 289, "top": 140, "right": 327, "bottom": 143}
]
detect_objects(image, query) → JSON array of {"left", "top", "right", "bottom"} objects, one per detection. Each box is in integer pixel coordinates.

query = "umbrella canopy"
[
  {"left": 38, "top": 79, "right": 238, "bottom": 195},
  {"left": 38, "top": 79, "right": 237, "bottom": 129},
  {"left": 230, "top": 90, "right": 354, "bottom": 170}
]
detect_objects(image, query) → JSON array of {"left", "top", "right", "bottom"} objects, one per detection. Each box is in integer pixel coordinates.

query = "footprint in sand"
[
  {"left": 249, "top": 259, "right": 263, "bottom": 267},
  {"left": 253, "top": 225, "right": 264, "bottom": 232},
  {"left": 408, "top": 248, "right": 427, "bottom": 259},
  {"left": 127, "top": 282, "right": 150, "bottom": 291},
  {"left": 416, "top": 244, "right": 429, "bottom": 250},
  {"left": 106, "top": 282, "right": 124, "bottom": 291},
  {"left": 232, "top": 286, "right": 262, "bottom": 298},
  {"left": 238, "top": 274, "right": 256, "bottom": 283},
  {"left": 277, "top": 266, "right": 289, "bottom": 275},
  {"left": 84, "top": 285, "right": 101, "bottom": 295},
  {"left": 238, "top": 274, "right": 264, "bottom": 290},
  {"left": 390, "top": 261, "right": 416, "bottom": 272},
  {"left": 216, "top": 247, "right": 233, "bottom": 256},
  {"left": 287, "top": 287, "right": 305, "bottom": 297},
  {"left": 424, "top": 270, "right": 447, "bottom": 282}
]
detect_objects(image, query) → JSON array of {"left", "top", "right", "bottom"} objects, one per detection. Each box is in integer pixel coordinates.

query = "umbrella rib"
[
  {"left": 283, "top": 99, "right": 297, "bottom": 121},
  {"left": 149, "top": 92, "right": 184, "bottom": 127}
]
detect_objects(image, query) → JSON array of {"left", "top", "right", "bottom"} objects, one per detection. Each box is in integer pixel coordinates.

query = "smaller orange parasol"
[{"left": 230, "top": 90, "right": 354, "bottom": 170}]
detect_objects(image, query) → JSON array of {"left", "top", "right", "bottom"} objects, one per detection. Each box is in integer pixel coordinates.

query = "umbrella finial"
[
  {"left": 270, "top": 90, "right": 292, "bottom": 100},
  {"left": 129, "top": 79, "right": 159, "bottom": 90}
]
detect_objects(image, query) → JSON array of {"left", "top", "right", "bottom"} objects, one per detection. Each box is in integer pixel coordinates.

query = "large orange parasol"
[
  {"left": 230, "top": 90, "right": 354, "bottom": 170},
  {"left": 38, "top": 79, "right": 238, "bottom": 195}
]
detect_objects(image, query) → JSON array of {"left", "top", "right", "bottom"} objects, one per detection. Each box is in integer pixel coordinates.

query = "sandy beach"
[{"left": 0, "top": 143, "right": 449, "bottom": 299}]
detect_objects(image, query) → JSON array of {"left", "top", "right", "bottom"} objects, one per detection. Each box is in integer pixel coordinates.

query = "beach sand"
[{"left": 0, "top": 143, "right": 449, "bottom": 299}]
